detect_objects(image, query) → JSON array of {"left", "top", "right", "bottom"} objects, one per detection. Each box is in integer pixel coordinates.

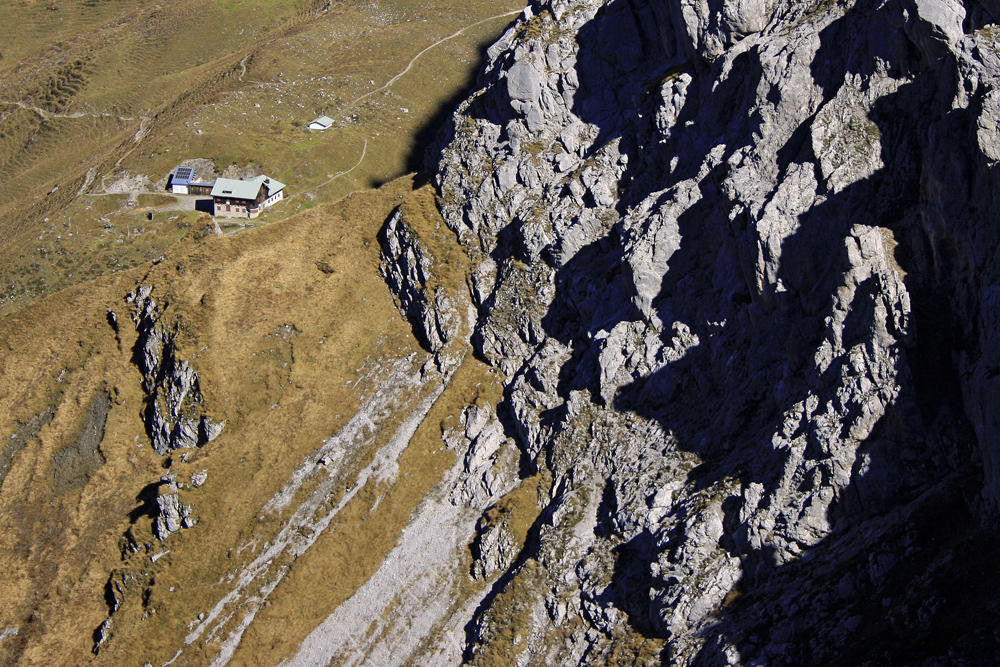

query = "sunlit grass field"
[{"left": 0, "top": 0, "right": 520, "bottom": 316}]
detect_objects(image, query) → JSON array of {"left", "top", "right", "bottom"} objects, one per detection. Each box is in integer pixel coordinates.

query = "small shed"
[
  {"left": 170, "top": 167, "right": 195, "bottom": 194},
  {"left": 308, "top": 116, "right": 334, "bottom": 131}
]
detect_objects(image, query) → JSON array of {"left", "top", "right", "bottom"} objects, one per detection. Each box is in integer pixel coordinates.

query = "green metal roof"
[{"left": 210, "top": 175, "right": 285, "bottom": 200}]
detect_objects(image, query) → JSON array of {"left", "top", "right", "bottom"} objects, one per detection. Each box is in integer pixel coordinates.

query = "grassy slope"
[
  {"left": 0, "top": 0, "right": 527, "bottom": 662},
  {"left": 0, "top": 0, "right": 521, "bottom": 316},
  {"left": 0, "top": 174, "right": 444, "bottom": 665}
]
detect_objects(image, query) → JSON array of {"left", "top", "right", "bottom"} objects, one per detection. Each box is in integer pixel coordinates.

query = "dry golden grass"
[
  {"left": 0, "top": 162, "right": 552, "bottom": 666},
  {"left": 230, "top": 354, "right": 502, "bottom": 666},
  {"left": 212, "top": 177, "right": 498, "bottom": 665},
  {"left": 0, "top": 173, "right": 447, "bottom": 665},
  {"left": 0, "top": 271, "right": 154, "bottom": 666},
  {"left": 0, "top": 2, "right": 534, "bottom": 664}
]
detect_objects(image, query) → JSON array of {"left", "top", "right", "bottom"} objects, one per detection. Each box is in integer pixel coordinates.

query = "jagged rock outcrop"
[
  {"left": 190, "top": 470, "right": 208, "bottom": 488},
  {"left": 447, "top": 402, "right": 521, "bottom": 509},
  {"left": 127, "top": 285, "right": 225, "bottom": 455},
  {"left": 93, "top": 569, "right": 155, "bottom": 654},
  {"left": 153, "top": 475, "right": 196, "bottom": 540},
  {"left": 380, "top": 208, "right": 462, "bottom": 352},
  {"left": 471, "top": 512, "right": 521, "bottom": 580},
  {"left": 429, "top": 0, "right": 1000, "bottom": 663}
]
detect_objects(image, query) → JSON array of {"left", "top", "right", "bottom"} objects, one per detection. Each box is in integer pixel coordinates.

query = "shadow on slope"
[{"left": 604, "top": 4, "right": 997, "bottom": 665}]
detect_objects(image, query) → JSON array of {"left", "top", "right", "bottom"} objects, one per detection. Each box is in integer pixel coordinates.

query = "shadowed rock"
[{"left": 432, "top": 0, "right": 1000, "bottom": 662}]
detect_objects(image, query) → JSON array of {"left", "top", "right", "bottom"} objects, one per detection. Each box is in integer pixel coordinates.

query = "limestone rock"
[
  {"left": 471, "top": 516, "right": 520, "bottom": 580},
  {"left": 127, "top": 285, "right": 224, "bottom": 455},
  {"left": 153, "top": 477, "right": 195, "bottom": 541},
  {"left": 430, "top": 0, "right": 1000, "bottom": 662},
  {"left": 190, "top": 470, "right": 208, "bottom": 488},
  {"left": 447, "top": 404, "right": 520, "bottom": 509},
  {"left": 379, "top": 209, "right": 460, "bottom": 352},
  {"left": 75, "top": 0, "right": 1000, "bottom": 663},
  {"left": 507, "top": 59, "right": 542, "bottom": 104}
]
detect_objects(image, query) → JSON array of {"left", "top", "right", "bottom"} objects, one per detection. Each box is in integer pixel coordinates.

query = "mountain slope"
[{"left": 4, "top": 0, "right": 1000, "bottom": 665}]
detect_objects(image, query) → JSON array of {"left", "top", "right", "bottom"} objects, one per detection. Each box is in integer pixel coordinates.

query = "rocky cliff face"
[{"left": 426, "top": 0, "right": 1000, "bottom": 662}]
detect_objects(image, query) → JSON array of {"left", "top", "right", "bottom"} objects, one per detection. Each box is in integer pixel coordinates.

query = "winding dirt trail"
[
  {"left": 291, "top": 8, "right": 520, "bottom": 204},
  {"left": 288, "top": 134, "right": 368, "bottom": 204},
  {"left": 344, "top": 9, "right": 521, "bottom": 113},
  {"left": 0, "top": 99, "right": 138, "bottom": 123}
]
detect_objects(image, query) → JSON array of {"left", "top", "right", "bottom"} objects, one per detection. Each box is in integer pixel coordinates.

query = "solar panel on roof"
[{"left": 174, "top": 167, "right": 195, "bottom": 183}]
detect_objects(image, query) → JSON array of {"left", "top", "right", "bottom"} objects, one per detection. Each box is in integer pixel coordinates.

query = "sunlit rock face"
[{"left": 432, "top": 0, "right": 1000, "bottom": 662}]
